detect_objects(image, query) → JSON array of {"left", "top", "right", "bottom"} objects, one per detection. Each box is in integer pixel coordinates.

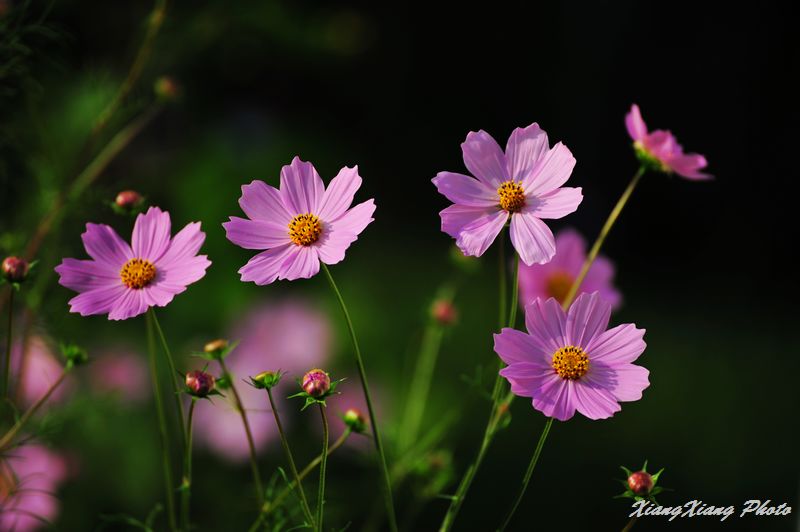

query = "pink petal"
[
  {"left": 524, "top": 142, "right": 576, "bottom": 195},
  {"left": 509, "top": 212, "right": 556, "bottom": 266},
  {"left": 280, "top": 156, "right": 325, "bottom": 214},
  {"left": 527, "top": 187, "right": 583, "bottom": 220},
  {"left": 586, "top": 323, "right": 646, "bottom": 365},
  {"left": 505, "top": 123, "right": 549, "bottom": 182},
  {"left": 238, "top": 244, "right": 296, "bottom": 285},
  {"left": 493, "top": 328, "right": 550, "bottom": 367},
  {"left": 280, "top": 246, "right": 320, "bottom": 280},
  {"left": 56, "top": 259, "right": 119, "bottom": 291},
  {"left": 82, "top": 223, "right": 132, "bottom": 267},
  {"left": 586, "top": 362, "right": 650, "bottom": 402},
  {"left": 532, "top": 376, "right": 576, "bottom": 421},
  {"left": 159, "top": 255, "right": 211, "bottom": 289},
  {"left": 141, "top": 284, "right": 179, "bottom": 307},
  {"left": 68, "top": 284, "right": 126, "bottom": 317},
  {"left": 325, "top": 199, "right": 375, "bottom": 235},
  {"left": 132, "top": 207, "right": 172, "bottom": 261},
  {"left": 432, "top": 171, "right": 498, "bottom": 207},
  {"left": 223, "top": 217, "right": 291, "bottom": 250},
  {"left": 625, "top": 104, "right": 648, "bottom": 141},
  {"left": 524, "top": 297, "right": 567, "bottom": 353},
  {"left": 582, "top": 256, "right": 622, "bottom": 311},
  {"left": 108, "top": 288, "right": 149, "bottom": 321},
  {"left": 551, "top": 228, "right": 586, "bottom": 271},
  {"left": 572, "top": 381, "right": 621, "bottom": 419},
  {"left": 499, "top": 362, "right": 551, "bottom": 398},
  {"left": 317, "top": 165, "right": 362, "bottom": 220},
  {"left": 454, "top": 208, "right": 508, "bottom": 258},
  {"left": 566, "top": 292, "right": 612, "bottom": 348},
  {"left": 316, "top": 231, "right": 356, "bottom": 265},
  {"left": 461, "top": 130, "right": 508, "bottom": 187},
  {"left": 439, "top": 204, "right": 495, "bottom": 238},
  {"left": 239, "top": 180, "right": 294, "bottom": 223},
  {"left": 667, "top": 153, "right": 712, "bottom": 180},
  {"left": 158, "top": 222, "right": 206, "bottom": 267}
]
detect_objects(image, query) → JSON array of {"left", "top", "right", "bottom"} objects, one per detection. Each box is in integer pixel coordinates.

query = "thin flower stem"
[
  {"left": 149, "top": 308, "right": 186, "bottom": 446},
  {"left": 320, "top": 263, "right": 398, "bottom": 532},
  {"left": 498, "top": 231, "right": 507, "bottom": 329},
  {"left": 497, "top": 417, "right": 553, "bottom": 531},
  {"left": 0, "top": 366, "right": 69, "bottom": 451},
  {"left": 3, "top": 288, "right": 13, "bottom": 400},
  {"left": 218, "top": 358, "right": 264, "bottom": 506},
  {"left": 181, "top": 399, "right": 196, "bottom": 532},
  {"left": 249, "top": 430, "right": 351, "bottom": 532},
  {"left": 316, "top": 405, "right": 329, "bottom": 532},
  {"left": 440, "top": 243, "right": 519, "bottom": 532},
  {"left": 562, "top": 166, "right": 646, "bottom": 308},
  {"left": 146, "top": 311, "right": 178, "bottom": 532},
  {"left": 621, "top": 516, "right": 639, "bottom": 532},
  {"left": 266, "top": 388, "right": 315, "bottom": 528}
]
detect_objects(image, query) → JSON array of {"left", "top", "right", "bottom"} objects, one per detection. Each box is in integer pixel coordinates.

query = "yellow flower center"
[
  {"left": 546, "top": 271, "right": 574, "bottom": 304},
  {"left": 288, "top": 213, "right": 322, "bottom": 246},
  {"left": 497, "top": 180, "right": 526, "bottom": 212},
  {"left": 552, "top": 345, "right": 589, "bottom": 380},
  {"left": 120, "top": 258, "right": 157, "bottom": 289}
]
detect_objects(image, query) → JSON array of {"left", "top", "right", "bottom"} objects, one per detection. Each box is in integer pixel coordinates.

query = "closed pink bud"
[
  {"left": 114, "top": 190, "right": 143, "bottom": 209},
  {"left": 430, "top": 299, "right": 457, "bottom": 325},
  {"left": 302, "top": 368, "right": 330, "bottom": 398},
  {"left": 627, "top": 470, "right": 654, "bottom": 496},
  {"left": 185, "top": 370, "right": 216, "bottom": 397},
  {"left": 2, "top": 256, "right": 29, "bottom": 283}
]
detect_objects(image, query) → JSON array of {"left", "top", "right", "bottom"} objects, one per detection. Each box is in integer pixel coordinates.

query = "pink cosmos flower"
[
  {"left": 518, "top": 228, "right": 621, "bottom": 310},
  {"left": 625, "top": 104, "right": 711, "bottom": 180},
  {"left": 55, "top": 207, "right": 210, "bottom": 321},
  {"left": 223, "top": 157, "right": 375, "bottom": 285},
  {"left": 432, "top": 124, "right": 582, "bottom": 265},
  {"left": 12, "top": 336, "right": 71, "bottom": 408},
  {"left": 88, "top": 348, "right": 149, "bottom": 403},
  {"left": 193, "top": 300, "right": 332, "bottom": 462},
  {"left": 494, "top": 292, "right": 649, "bottom": 421},
  {"left": 0, "top": 444, "right": 68, "bottom": 531}
]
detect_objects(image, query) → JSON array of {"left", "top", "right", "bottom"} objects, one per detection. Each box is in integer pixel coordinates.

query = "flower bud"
[
  {"left": 343, "top": 407, "right": 367, "bottom": 433},
  {"left": 627, "top": 470, "right": 654, "bottom": 496},
  {"left": 204, "top": 338, "right": 228, "bottom": 357},
  {"left": 1, "top": 256, "right": 29, "bottom": 283},
  {"left": 115, "top": 190, "right": 144, "bottom": 210},
  {"left": 250, "top": 370, "right": 282, "bottom": 390},
  {"left": 430, "top": 299, "right": 458, "bottom": 325},
  {"left": 154, "top": 76, "right": 181, "bottom": 101},
  {"left": 185, "top": 370, "right": 216, "bottom": 398},
  {"left": 61, "top": 343, "right": 89, "bottom": 367},
  {"left": 302, "top": 368, "right": 330, "bottom": 398}
]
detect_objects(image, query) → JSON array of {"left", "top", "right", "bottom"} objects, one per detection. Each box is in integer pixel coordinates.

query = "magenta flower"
[
  {"left": 494, "top": 292, "right": 649, "bottom": 421},
  {"left": 432, "top": 124, "right": 582, "bottom": 265},
  {"left": 0, "top": 444, "right": 68, "bottom": 531},
  {"left": 626, "top": 104, "right": 711, "bottom": 180},
  {"left": 518, "top": 228, "right": 621, "bottom": 310},
  {"left": 12, "top": 336, "right": 72, "bottom": 409},
  {"left": 223, "top": 157, "right": 375, "bottom": 285},
  {"left": 55, "top": 207, "right": 211, "bottom": 321}
]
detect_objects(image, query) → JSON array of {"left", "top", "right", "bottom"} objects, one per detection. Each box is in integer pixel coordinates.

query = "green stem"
[
  {"left": 497, "top": 417, "right": 553, "bottom": 531},
  {"left": 440, "top": 240, "right": 519, "bottom": 532},
  {"left": 181, "top": 399, "right": 196, "bottom": 531},
  {"left": 320, "top": 263, "right": 398, "bottom": 532},
  {"left": 562, "top": 166, "right": 645, "bottom": 308},
  {"left": 266, "top": 388, "right": 315, "bottom": 528},
  {"left": 498, "top": 231, "right": 507, "bottom": 329},
  {"left": 0, "top": 366, "right": 69, "bottom": 451},
  {"left": 149, "top": 308, "right": 186, "bottom": 447},
  {"left": 316, "top": 405, "right": 329, "bottom": 532},
  {"left": 3, "top": 288, "right": 13, "bottom": 400},
  {"left": 622, "top": 516, "right": 639, "bottom": 532},
  {"left": 219, "top": 358, "right": 264, "bottom": 506},
  {"left": 145, "top": 311, "right": 177, "bottom": 532}
]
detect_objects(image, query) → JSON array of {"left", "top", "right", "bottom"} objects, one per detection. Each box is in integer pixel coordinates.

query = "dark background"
[{"left": 2, "top": 0, "right": 799, "bottom": 530}]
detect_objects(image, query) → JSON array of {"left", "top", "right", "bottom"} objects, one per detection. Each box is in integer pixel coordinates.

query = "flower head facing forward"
[
  {"left": 55, "top": 207, "right": 211, "bottom": 321},
  {"left": 626, "top": 104, "right": 710, "bottom": 180},
  {"left": 223, "top": 157, "right": 376, "bottom": 285},
  {"left": 432, "top": 124, "right": 582, "bottom": 266},
  {"left": 519, "top": 228, "right": 621, "bottom": 310},
  {"left": 494, "top": 292, "right": 649, "bottom": 421}
]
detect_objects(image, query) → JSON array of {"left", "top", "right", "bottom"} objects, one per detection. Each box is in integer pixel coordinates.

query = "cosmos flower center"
[
  {"left": 120, "top": 258, "right": 157, "bottom": 289},
  {"left": 497, "top": 180, "right": 526, "bottom": 212},
  {"left": 552, "top": 345, "right": 589, "bottom": 380},
  {"left": 546, "top": 271, "right": 574, "bottom": 304},
  {"left": 288, "top": 213, "right": 322, "bottom": 246}
]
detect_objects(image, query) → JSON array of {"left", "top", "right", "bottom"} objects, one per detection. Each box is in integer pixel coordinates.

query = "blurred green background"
[{"left": 1, "top": 0, "right": 798, "bottom": 530}]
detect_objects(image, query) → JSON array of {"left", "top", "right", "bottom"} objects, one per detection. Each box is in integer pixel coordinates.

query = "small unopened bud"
[
  {"left": 430, "top": 299, "right": 457, "bottom": 325},
  {"left": 250, "top": 370, "right": 282, "bottom": 390},
  {"left": 343, "top": 407, "right": 367, "bottom": 433},
  {"left": 627, "top": 470, "right": 654, "bottom": 496},
  {"left": 2, "top": 257, "right": 29, "bottom": 283},
  {"left": 115, "top": 190, "right": 144, "bottom": 210},
  {"left": 302, "top": 369, "right": 330, "bottom": 398},
  {"left": 185, "top": 370, "right": 216, "bottom": 398},
  {"left": 61, "top": 343, "right": 89, "bottom": 367},
  {"left": 154, "top": 76, "right": 181, "bottom": 101},
  {"left": 204, "top": 338, "right": 228, "bottom": 356}
]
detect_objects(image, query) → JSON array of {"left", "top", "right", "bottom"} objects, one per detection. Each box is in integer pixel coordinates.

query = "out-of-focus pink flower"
[
  {"left": 518, "top": 228, "right": 621, "bottom": 310},
  {"left": 193, "top": 300, "right": 332, "bottom": 462},
  {"left": 11, "top": 336, "right": 71, "bottom": 408},
  {"left": 88, "top": 349, "right": 149, "bottom": 403},
  {"left": 625, "top": 104, "right": 711, "bottom": 180},
  {"left": 0, "top": 444, "right": 68, "bottom": 531}
]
